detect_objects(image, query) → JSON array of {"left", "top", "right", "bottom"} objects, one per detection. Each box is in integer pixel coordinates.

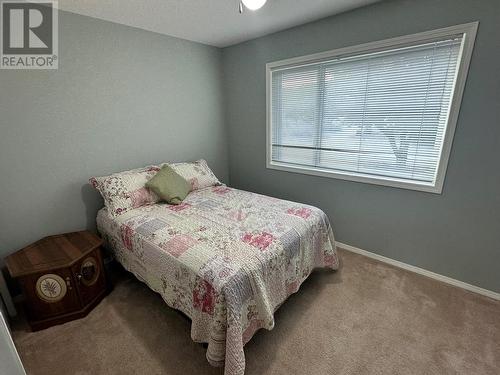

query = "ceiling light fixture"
[{"left": 239, "top": 0, "right": 267, "bottom": 13}]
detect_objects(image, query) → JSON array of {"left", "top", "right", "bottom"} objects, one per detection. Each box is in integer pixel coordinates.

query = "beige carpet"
[{"left": 10, "top": 249, "right": 500, "bottom": 375}]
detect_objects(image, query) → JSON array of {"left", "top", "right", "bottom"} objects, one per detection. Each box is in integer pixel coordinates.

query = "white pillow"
[
  {"left": 90, "top": 166, "right": 161, "bottom": 216},
  {"left": 163, "top": 159, "right": 220, "bottom": 191}
]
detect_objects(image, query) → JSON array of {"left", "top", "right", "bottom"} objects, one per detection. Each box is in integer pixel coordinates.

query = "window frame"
[{"left": 265, "top": 22, "right": 479, "bottom": 194}]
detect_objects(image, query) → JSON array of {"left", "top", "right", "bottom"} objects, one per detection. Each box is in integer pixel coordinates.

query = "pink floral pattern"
[
  {"left": 128, "top": 187, "right": 157, "bottom": 209},
  {"left": 90, "top": 166, "right": 161, "bottom": 217},
  {"left": 242, "top": 232, "right": 274, "bottom": 251},
  {"left": 97, "top": 186, "right": 338, "bottom": 375},
  {"left": 189, "top": 177, "right": 200, "bottom": 190},
  {"left": 168, "top": 202, "right": 191, "bottom": 212},
  {"left": 161, "top": 235, "right": 197, "bottom": 258},
  {"left": 193, "top": 279, "right": 216, "bottom": 315},
  {"left": 287, "top": 207, "right": 313, "bottom": 219},
  {"left": 120, "top": 224, "right": 134, "bottom": 251},
  {"left": 228, "top": 209, "right": 246, "bottom": 222},
  {"left": 324, "top": 253, "right": 337, "bottom": 267},
  {"left": 213, "top": 186, "right": 232, "bottom": 195}
]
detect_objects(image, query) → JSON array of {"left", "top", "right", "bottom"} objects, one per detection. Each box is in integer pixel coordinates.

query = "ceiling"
[{"left": 58, "top": 0, "right": 380, "bottom": 48}]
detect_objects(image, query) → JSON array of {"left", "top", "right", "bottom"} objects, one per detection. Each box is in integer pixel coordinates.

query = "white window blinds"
[{"left": 268, "top": 29, "right": 473, "bottom": 192}]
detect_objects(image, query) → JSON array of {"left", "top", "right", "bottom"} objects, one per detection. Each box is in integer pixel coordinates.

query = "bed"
[{"left": 93, "top": 162, "right": 339, "bottom": 375}]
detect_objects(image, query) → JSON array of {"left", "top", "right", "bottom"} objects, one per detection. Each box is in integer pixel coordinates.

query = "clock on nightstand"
[{"left": 4, "top": 231, "right": 108, "bottom": 331}]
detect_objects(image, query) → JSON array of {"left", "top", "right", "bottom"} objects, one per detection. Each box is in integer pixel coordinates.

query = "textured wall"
[
  {"left": 222, "top": 0, "right": 500, "bottom": 292},
  {"left": 0, "top": 10, "right": 228, "bottom": 258}
]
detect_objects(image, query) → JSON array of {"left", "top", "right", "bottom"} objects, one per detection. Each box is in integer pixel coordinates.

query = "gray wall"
[
  {"left": 0, "top": 11, "right": 228, "bottom": 259},
  {"left": 1, "top": 1, "right": 498, "bottom": 293},
  {"left": 222, "top": 0, "right": 500, "bottom": 292}
]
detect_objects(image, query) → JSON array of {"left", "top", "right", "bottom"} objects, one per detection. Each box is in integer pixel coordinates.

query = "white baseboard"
[{"left": 336, "top": 241, "right": 500, "bottom": 301}]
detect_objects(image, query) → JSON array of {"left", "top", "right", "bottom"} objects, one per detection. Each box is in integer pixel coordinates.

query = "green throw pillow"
[{"left": 146, "top": 165, "right": 191, "bottom": 205}]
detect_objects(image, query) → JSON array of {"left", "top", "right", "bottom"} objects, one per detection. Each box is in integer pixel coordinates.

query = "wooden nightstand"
[{"left": 5, "top": 231, "right": 107, "bottom": 331}]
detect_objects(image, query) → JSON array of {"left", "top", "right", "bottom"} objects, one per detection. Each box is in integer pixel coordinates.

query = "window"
[{"left": 266, "top": 23, "right": 478, "bottom": 193}]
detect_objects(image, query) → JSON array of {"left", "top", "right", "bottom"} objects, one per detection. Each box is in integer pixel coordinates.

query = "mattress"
[{"left": 97, "top": 185, "right": 339, "bottom": 375}]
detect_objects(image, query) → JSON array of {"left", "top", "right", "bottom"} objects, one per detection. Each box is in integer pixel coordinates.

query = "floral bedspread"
[{"left": 97, "top": 186, "right": 339, "bottom": 375}]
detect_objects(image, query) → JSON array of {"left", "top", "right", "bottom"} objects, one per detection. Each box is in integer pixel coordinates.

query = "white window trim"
[{"left": 266, "top": 22, "right": 479, "bottom": 194}]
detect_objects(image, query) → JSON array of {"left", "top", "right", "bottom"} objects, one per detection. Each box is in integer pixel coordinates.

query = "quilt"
[{"left": 96, "top": 186, "right": 339, "bottom": 375}]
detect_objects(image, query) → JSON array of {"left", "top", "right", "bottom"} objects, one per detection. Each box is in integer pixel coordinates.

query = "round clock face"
[{"left": 36, "top": 274, "right": 67, "bottom": 303}]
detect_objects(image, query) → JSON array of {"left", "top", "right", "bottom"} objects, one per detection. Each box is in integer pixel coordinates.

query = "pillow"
[
  {"left": 90, "top": 166, "right": 161, "bottom": 216},
  {"left": 145, "top": 165, "right": 191, "bottom": 205},
  {"left": 163, "top": 159, "right": 220, "bottom": 191}
]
